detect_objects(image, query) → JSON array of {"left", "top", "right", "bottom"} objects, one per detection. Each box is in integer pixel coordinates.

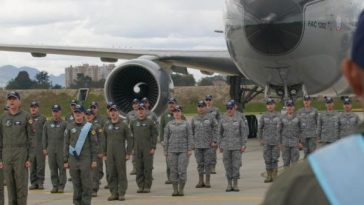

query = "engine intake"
[{"left": 104, "top": 59, "right": 172, "bottom": 116}]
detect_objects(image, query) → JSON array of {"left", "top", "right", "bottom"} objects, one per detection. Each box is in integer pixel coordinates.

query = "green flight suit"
[
  {"left": 29, "top": 114, "right": 46, "bottom": 187},
  {"left": 64, "top": 122, "right": 98, "bottom": 205},
  {"left": 0, "top": 110, "right": 33, "bottom": 205},
  {"left": 93, "top": 115, "right": 106, "bottom": 181},
  {"left": 130, "top": 117, "right": 158, "bottom": 190},
  {"left": 42, "top": 118, "right": 67, "bottom": 190},
  {"left": 90, "top": 122, "right": 104, "bottom": 193},
  {"left": 103, "top": 120, "right": 132, "bottom": 197},
  {"left": 0, "top": 168, "right": 3, "bottom": 205}
]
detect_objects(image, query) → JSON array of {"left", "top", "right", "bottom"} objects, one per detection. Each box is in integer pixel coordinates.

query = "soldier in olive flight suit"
[
  {"left": 191, "top": 100, "right": 218, "bottom": 188},
  {"left": 65, "top": 100, "right": 78, "bottom": 123},
  {"left": 64, "top": 105, "right": 98, "bottom": 205},
  {"left": 130, "top": 103, "right": 158, "bottom": 193},
  {"left": 0, "top": 106, "right": 8, "bottom": 205},
  {"left": 128, "top": 98, "right": 140, "bottom": 176},
  {"left": 42, "top": 104, "right": 67, "bottom": 193},
  {"left": 85, "top": 109, "right": 104, "bottom": 197},
  {"left": 317, "top": 97, "right": 340, "bottom": 146},
  {"left": 164, "top": 105, "right": 193, "bottom": 197},
  {"left": 258, "top": 98, "right": 281, "bottom": 183},
  {"left": 103, "top": 104, "right": 132, "bottom": 201},
  {"left": 29, "top": 101, "right": 47, "bottom": 190},
  {"left": 0, "top": 91, "right": 33, "bottom": 205},
  {"left": 219, "top": 101, "right": 248, "bottom": 192},
  {"left": 205, "top": 95, "right": 220, "bottom": 174},
  {"left": 339, "top": 97, "right": 360, "bottom": 138}
]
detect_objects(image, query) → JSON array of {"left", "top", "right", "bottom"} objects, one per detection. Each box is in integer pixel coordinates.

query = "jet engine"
[{"left": 104, "top": 59, "right": 172, "bottom": 116}]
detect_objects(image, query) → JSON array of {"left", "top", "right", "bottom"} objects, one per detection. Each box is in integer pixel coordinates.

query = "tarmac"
[{"left": 5, "top": 138, "right": 272, "bottom": 205}]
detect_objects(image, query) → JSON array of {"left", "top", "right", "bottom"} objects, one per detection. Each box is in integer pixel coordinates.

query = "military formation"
[
  {"left": 0, "top": 90, "right": 361, "bottom": 205},
  {"left": 259, "top": 95, "right": 360, "bottom": 183}
]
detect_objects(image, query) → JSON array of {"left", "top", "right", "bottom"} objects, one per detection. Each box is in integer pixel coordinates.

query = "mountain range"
[{"left": 0, "top": 65, "right": 65, "bottom": 87}]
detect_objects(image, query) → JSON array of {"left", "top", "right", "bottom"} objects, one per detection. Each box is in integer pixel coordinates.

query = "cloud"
[{"left": 0, "top": 0, "right": 228, "bottom": 78}]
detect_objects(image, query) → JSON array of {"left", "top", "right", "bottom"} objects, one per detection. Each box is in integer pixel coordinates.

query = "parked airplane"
[{"left": 0, "top": 0, "right": 362, "bottom": 116}]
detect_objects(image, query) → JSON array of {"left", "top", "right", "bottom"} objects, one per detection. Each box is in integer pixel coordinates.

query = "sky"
[{"left": 0, "top": 0, "right": 227, "bottom": 79}]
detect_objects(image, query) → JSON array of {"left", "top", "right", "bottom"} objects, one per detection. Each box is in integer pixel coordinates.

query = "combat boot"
[
  {"left": 226, "top": 179, "right": 233, "bottom": 192},
  {"left": 205, "top": 175, "right": 211, "bottom": 188},
  {"left": 232, "top": 179, "right": 240, "bottom": 192},
  {"left": 143, "top": 188, "right": 151, "bottom": 193},
  {"left": 172, "top": 183, "right": 178, "bottom": 196},
  {"left": 118, "top": 196, "right": 125, "bottom": 201},
  {"left": 92, "top": 191, "right": 97, "bottom": 197},
  {"left": 211, "top": 166, "right": 217, "bottom": 174},
  {"left": 50, "top": 187, "right": 58, "bottom": 194},
  {"left": 137, "top": 187, "right": 144, "bottom": 193},
  {"left": 272, "top": 168, "right": 278, "bottom": 181},
  {"left": 264, "top": 170, "right": 273, "bottom": 183},
  {"left": 195, "top": 174, "right": 205, "bottom": 188},
  {"left": 178, "top": 183, "right": 185, "bottom": 196},
  {"left": 107, "top": 195, "right": 118, "bottom": 201}
]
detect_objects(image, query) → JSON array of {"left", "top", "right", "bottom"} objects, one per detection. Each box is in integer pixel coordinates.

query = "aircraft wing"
[{"left": 0, "top": 44, "right": 241, "bottom": 75}]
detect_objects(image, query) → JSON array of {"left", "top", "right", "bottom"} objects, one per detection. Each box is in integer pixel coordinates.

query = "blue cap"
[
  {"left": 352, "top": 11, "right": 364, "bottom": 69},
  {"left": 168, "top": 97, "right": 177, "bottom": 104},
  {"left": 90, "top": 101, "right": 98, "bottom": 108},
  {"left": 51, "top": 104, "right": 61, "bottom": 112},
  {"left": 173, "top": 105, "right": 182, "bottom": 112},
  {"left": 226, "top": 101, "right": 235, "bottom": 109},
  {"left": 138, "top": 103, "right": 146, "bottom": 110},
  {"left": 343, "top": 97, "right": 352, "bottom": 104},
  {"left": 286, "top": 99, "right": 295, "bottom": 107},
  {"left": 74, "top": 104, "right": 85, "bottom": 113},
  {"left": 108, "top": 104, "right": 118, "bottom": 111},
  {"left": 7, "top": 91, "right": 20, "bottom": 100},
  {"left": 205, "top": 95, "right": 213, "bottom": 101},
  {"left": 30, "top": 100, "right": 39, "bottom": 107},
  {"left": 303, "top": 95, "right": 311, "bottom": 101},
  {"left": 266, "top": 98, "right": 275, "bottom": 105},
  {"left": 324, "top": 96, "right": 334, "bottom": 104},
  {"left": 85, "top": 108, "right": 94, "bottom": 115}
]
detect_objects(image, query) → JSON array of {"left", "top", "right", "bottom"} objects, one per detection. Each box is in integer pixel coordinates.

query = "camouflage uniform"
[
  {"left": 29, "top": 114, "right": 47, "bottom": 188},
  {"left": 297, "top": 107, "right": 318, "bottom": 157},
  {"left": 207, "top": 107, "right": 220, "bottom": 171},
  {"left": 42, "top": 119, "right": 68, "bottom": 191},
  {"left": 218, "top": 113, "right": 248, "bottom": 181},
  {"left": 0, "top": 110, "right": 33, "bottom": 205},
  {"left": 130, "top": 117, "right": 158, "bottom": 191},
  {"left": 317, "top": 111, "right": 340, "bottom": 146},
  {"left": 164, "top": 120, "right": 193, "bottom": 184},
  {"left": 103, "top": 120, "right": 132, "bottom": 198},
  {"left": 191, "top": 113, "right": 218, "bottom": 176},
  {"left": 339, "top": 112, "right": 360, "bottom": 138},
  {"left": 278, "top": 114, "right": 302, "bottom": 167},
  {"left": 258, "top": 112, "right": 281, "bottom": 171},
  {"left": 64, "top": 122, "right": 98, "bottom": 205}
]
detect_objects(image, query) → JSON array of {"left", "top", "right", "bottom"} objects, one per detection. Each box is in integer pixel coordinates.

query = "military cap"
[
  {"left": 70, "top": 99, "right": 78, "bottom": 106},
  {"left": 168, "top": 97, "right": 177, "bottom": 104},
  {"left": 138, "top": 103, "right": 146, "bottom": 110},
  {"left": 132, "top": 98, "right": 139, "bottom": 104},
  {"left": 205, "top": 95, "right": 213, "bottom": 101},
  {"left": 74, "top": 104, "right": 85, "bottom": 113},
  {"left": 303, "top": 95, "right": 311, "bottom": 101},
  {"left": 173, "top": 105, "right": 182, "bottom": 112},
  {"left": 90, "top": 101, "right": 98, "bottom": 108},
  {"left": 141, "top": 97, "right": 149, "bottom": 103},
  {"left": 107, "top": 101, "right": 114, "bottom": 109},
  {"left": 51, "top": 104, "right": 61, "bottom": 112},
  {"left": 7, "top": 91, "right": 20, "bottom": 100},
  {"left": 324, "top": 96, "right": 334, "bottom": 104},
  {"left": 286, "top": 99, "right": 295, "bottom": 107},
  {"left": 266, "top": 98, "right": 275, "bottom": 105},
  {"left": 343, "top": 97, "right": 352, "bottom": 105},
  {"left": 108, "top": 104, "right": 118, "bottom": 111},
  {"left": 30, "top": 100, "right": 39, "bottom": 107},
  {"left": 197, "top": 100, "right": 207, "bottom": 107},
  {"left": 85, "top": 108, "right": 95, "bottom": 115},
  {"left": 226, "top": 101, "right": 235, "bottom": 109}
]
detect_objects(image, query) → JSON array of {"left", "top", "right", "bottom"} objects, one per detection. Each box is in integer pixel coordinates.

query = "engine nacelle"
[{"left": 104, "top": 59, "right": 173, "bottom": 116}]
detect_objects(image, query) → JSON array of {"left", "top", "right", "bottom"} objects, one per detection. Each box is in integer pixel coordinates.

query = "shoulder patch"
[
  {"left": 91, "top": 130, "right": 96, "bottom": 135},
  {"left": 28, "top": 119, "right": 33, "bottom": 125},
  {"left": 98, "top": 128, "right": 103, "bottom": 133}
]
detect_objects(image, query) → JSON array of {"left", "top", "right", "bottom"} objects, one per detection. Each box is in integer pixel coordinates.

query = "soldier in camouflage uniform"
[
  {"left": 128, "top": 99, "right": 139, "bottom": 175},
  {"left": 85, "top": 109, "right": 104, "bottom": 197},
  {"left": 64, "top": 105, "right": 98, "bottom": 205},
  {"left": 130, "top": 103, "right": 158, "bottom": 193},
  {"left": 218, "top": 101, "right": 248, "bottom": 192},
  {"left": 0, "top": 91, "right": 33, "bottom": 205},
  {"left": 317, "top": 97, "right": 340, "bottom": 146},
  {"left": 339, "top": 97, "right": 360, "bottom": 138},
  {"left": 205, "top": 95, "right": 220, "bottom": 174},
  {"left": 103, "top": 104, "right": 132, "bottom": 201},
  {"left": 29, "top": 101, "right": 47, "bottom": 190},
  {"left": 191, "top": 100, "right": 218, "bottom": 188},
  {"left": 278, "top": 100, "right": 303, "bottom": 168},
  {"left": 164, "top": 105, "right": 193, "bottom": 196},
  {"left": 42, "top": 104, "right": 67, "bottom": 193},
  {"left": 297, "top": 95, "right": 318, "bottom": 158},
  {"left": 258, "top": 98, "right": 281, "bottom": 183}
]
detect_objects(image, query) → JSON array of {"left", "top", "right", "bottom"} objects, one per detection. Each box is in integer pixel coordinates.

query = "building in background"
[{"left": 65, "top": 64, "right": 115, "bottom": 87}]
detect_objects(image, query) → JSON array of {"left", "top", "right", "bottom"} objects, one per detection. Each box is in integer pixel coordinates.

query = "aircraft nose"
[{"left": 243, "top": 0, "right": 304, "bottom": 55}]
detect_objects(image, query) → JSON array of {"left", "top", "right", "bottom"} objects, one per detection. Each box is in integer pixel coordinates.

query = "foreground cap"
[
  {"left": 303, "top": 95, "right": 311, "bottom": 101},
  {"left": 343, "top": 97, "right": 352, "bottom": 105},
  {"left": 107, "top": 102, "right": 114, "bottom": 109},
  {"left": 351, "top": 11, "right": 364, "bottom": 69},
  {"left": 30, "top": 100, "right": 39, "bottom": 107},
  {"left": 51, "top": 104, "right": 61, "bottom": 112},
  {"left": 7, "top": 91, "right": 20, "bottom": 100},
  {"left": 168, "top": 97, "right": 177, "bottom": 104},
  {"left": 74, "top": 104, "right": 85, "bottom": 113},
  {"left": 286, "top": 99, "right": 295, "bottom": 107},
  {"left": 325, "top": 96, "right": 334, "bottom": 104},
  {"left": 266, "top": 98, "right": 275, "bottom": 105},
  {"left": 138, "top": 103, "right": 146, "bottom": 110},
  {"left": 173, "top": 105, "right": 182, "bottom": 112},
  {"left": 197, "top": 100, "right": 206, "bottom": 107}
]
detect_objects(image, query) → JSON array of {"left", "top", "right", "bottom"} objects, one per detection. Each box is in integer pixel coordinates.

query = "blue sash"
[
  {"left": 69, "top": 122, "right": 92, "bottom": 157},
  {"left": 308, "top": 134, "right": 364, "bottom": 205}
]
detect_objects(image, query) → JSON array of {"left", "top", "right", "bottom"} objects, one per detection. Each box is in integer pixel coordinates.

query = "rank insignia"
[
  {"left": 28, "top": 119, "right": 33, "bottom": 125},
  {"left": 91, "top": 130, "right": 96, "bottom": 135}
]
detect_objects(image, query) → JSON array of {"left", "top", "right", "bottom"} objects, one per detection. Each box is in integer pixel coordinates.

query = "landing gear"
[{"left": 227, "top": 76, "right": 264, "bottom": 138}]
